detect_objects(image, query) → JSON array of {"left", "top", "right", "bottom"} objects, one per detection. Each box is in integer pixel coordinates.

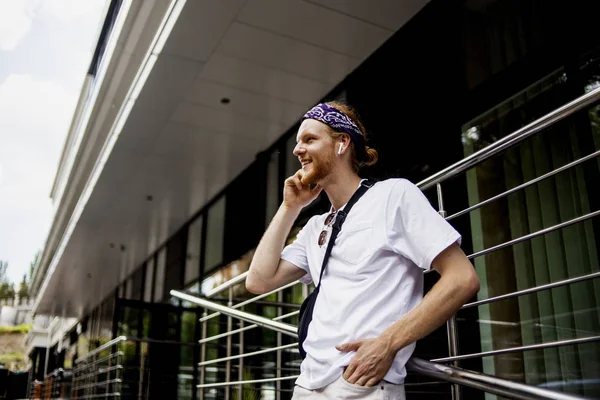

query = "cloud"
[
  {"left": 40, "top": 0, "right": 107, "bottom": 23},
  {"left": 0, "top": 0, "right": 37, "bottom": 51},
  {"left": 0, "top": 74, "right": 77, "bottom": 283},
  {"left": 0, "top": 0, "right": 107, "bottom": 51}
]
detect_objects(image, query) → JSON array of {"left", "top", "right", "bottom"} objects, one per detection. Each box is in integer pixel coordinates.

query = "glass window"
[
  {"left": 131, "top": 267, "right": 143, "bottom": 301},
  {"left": 154, "top": 249, "right": 166, "bottom": 302},
  {"left": 185, "top": 216, "right": 202, "bottom": 285},
  {"left": 164, "top": 230, "right": 187, "bottom": 301},
  {"left": 144, "top": 258, "right": 154, "bottom": 303},
  {"left": 125, "top": 277, "right": 133, "bottom": 299},
  {"left": 266, "top": 150, "right": 280, "bottom": 226},
  {"left": 285, "top": 134, "right": 298, "bottom": 178},
  {"left": 205, "top": 197, "right": 225, "bottom": 273}
]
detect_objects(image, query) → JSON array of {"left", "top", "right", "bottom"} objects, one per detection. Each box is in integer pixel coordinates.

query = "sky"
[{"left": 0, "top": 0, "right": 107, "bottom": 286}]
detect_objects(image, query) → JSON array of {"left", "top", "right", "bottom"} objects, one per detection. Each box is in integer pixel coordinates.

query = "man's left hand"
[{"left": 336, "top": 337, "right": 395, "bottom": 387}]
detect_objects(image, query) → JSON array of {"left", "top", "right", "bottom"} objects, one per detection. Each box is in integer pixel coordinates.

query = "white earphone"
[{"left": 338, "top": 143, "right": 343, "bottom": 155}]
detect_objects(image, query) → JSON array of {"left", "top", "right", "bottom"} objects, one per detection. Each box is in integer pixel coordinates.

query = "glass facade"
[{"left": 62, "top": 0, "right": 600, "bottom": 399}]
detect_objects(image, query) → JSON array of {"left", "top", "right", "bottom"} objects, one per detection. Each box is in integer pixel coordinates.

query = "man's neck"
[{"left": 322, "top": 169, "right": 363, "bottom": 211}]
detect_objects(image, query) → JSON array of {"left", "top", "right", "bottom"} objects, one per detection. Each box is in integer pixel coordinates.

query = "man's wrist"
[
  {"left": 281, "top": 202, "right": 302, "bottom": 216},
  {"left": 380, "top": 328, "right": 409, "bottom": 354}
]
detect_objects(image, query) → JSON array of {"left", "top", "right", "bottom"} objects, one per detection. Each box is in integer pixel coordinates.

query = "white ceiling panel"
[
  {"left": 150, "top": 121, "right": 211, "bottom": 159},
  {"left": 171, "top": 100, "right": 286, "bottom": 141},
  {"left": 304, "top": 0, "right": 430, "bottom": 31},
  {"left": 185, "top": 79, "right": 307, "bottom": 129},
  {"left": 237, "top": 0, "right": 393, "bottom": 59},
  {"left": 113, "top": 105, "right": 171, "bottom": 155},
  {"left": 161, "top": 0, "right": 246, "bottom": 62},
  {"left": 218, "top": 22, "right": 361, "bottom": 85},
  {"left": 134, "top": 55, "right": 203, "bottom": 113},
  {"left": 200, "top": 53, "right": 329, "bottom": 104}
]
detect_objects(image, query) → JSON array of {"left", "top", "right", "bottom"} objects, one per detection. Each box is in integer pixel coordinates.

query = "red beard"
[{"left": 300, "top": 152, "right": 334, "bottom": 185}]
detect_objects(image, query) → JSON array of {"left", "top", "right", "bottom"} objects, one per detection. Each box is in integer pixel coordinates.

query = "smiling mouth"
[{"left": 300, "top": 160, "right": 312, "bottom": 167}]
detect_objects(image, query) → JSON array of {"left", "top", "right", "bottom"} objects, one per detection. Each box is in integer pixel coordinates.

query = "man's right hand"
[{"left": 283, "top": 170, "right": 323, "bottom": 211}]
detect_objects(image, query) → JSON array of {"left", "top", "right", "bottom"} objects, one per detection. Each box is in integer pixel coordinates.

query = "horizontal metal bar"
[
  {"left": 71, "top": 378, "right": 122, "bottom": 390},
  {"left": 197, "top": 375, "right": 300, "bottom": 389},
  {"left": 432, "top": 335, "right": 600, "bottom": 363},
  {"left": 198, "top": 310, "right": 299, "bottom": 344},
  {"left": 199, "top": 280, "right": 300, "bottom": 322},
  {"left": 198, "top": 343, "right": 298, "bottom": 366},
  {"left": 73, "top": 352, "right": 124, "bottom": 373},
  {"left": 205, "top": 271, "right": 249, "bottom": 298},
  {"left": 447, "top": 149, "right": 600, "bottom": 221},
  {"left": 69, "top": 393, "right": 121, "bottom": 399},
  {"left": 468, "top": 210, "right": 600, "bottom": 260},
  {"left": 74, "top": 336, "right": 127, "bottom": 363},
  {"left": 407, "top": 358, "right": 585, "bottom": 400},
  {"left": 463, "top": 271, "right": 600, "bottom": 309},
  {"left": 417, "top": 85, "right": 600, "bottom": 191},
  {"left": 171, "top": 290, "right": 298, "bottom": 337},
  {"left": 72, "top": 365, "right": 123, "bottom": 382}
]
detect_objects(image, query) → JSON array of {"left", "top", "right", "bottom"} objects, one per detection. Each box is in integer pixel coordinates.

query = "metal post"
[
  {"left": 437, "top": 183, "right": 461, "bottom": 400},
  {"left": 276, "top": 290, "right": 284, "bottom": 400},
  {"left": 106, "top": 344, "right": 112, "bottom": 396},
  {"left": 225, "top": 287, "right": 233, "bottom": 400},
  {"left": 199, "top": 311, "right": 207, "bottom": 400},
  {"left": 115, "top": 346, "right": 123, "bottom": 398},
  {"left": 238, "top": 319, "right": 244, "bottom": 397}
]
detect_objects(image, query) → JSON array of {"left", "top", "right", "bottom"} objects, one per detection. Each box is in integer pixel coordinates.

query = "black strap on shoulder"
[{"left": 316, "top": 178, "right": 375, "bottom": 287}]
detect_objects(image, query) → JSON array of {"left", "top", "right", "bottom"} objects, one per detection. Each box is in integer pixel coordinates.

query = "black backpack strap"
[{"left": 315, "top": 178, "right": 375, "bottom": 287}]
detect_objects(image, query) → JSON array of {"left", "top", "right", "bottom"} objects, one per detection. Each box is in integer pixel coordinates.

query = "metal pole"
[
  {"left": 225, "top": 287, "right": 233, "bottom": 400},
  {"left": 437, "top": 184, "right": 461, "bottom": 400},
  {"left": 276, "top": 290, "right": 283, "bottom": 400},
  {"left": 238, "top": 318, "right": 244, "bottom": 397},
  {"left": 199, "top": 311, "right": 207, "bottom": 400}
]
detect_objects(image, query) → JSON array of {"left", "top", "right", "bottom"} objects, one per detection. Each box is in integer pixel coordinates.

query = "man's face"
[{"left": 294, "top": 119, "right": 336, "bottom": 185}]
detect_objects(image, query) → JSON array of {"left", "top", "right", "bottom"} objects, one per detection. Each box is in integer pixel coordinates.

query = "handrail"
[
  {"left": 199, "top": 280, "right": 300, "bottom": 323},
  {"left": 197, "top": 375, "right": 300, "bottom": 389},
  {"left": 406, "top": 358, "right": 585, "bottom": 400},
  {"left": 466, "top": 209, "right": 600, "bottom": 260},
  {"left": 432, "top": 335, "right": 600, "bottom": 363},
  {"left": 198, "top": 310, "right": 299, "bottom": 344},
  {"left": 204, "top": 271, "right": 249, "bottom": 298},
  {"left": 462, "top": 271, "right": 600, "bottom": 309},
  {"left": 446, "top": 148, "right": 600, "bottom": 221},
  {"left": 417, "top": 85, "right": 600, "bottom": 190},
  {"left": 198, "top": 343, "right": 298, "bottom": 367},
  {"left": 172, "top": 290, "right": 585, "bottom": 399},
  {"left": 74, "top": 335, "right": 127, "bottom": 363},
  {"left": 172, "top": 290, "right": 298, "bottom": 337}
]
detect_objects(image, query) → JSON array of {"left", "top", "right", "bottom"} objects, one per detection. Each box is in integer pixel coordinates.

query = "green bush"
[{"left": 0, "top": 324, "right": 32, "bottom": 334}]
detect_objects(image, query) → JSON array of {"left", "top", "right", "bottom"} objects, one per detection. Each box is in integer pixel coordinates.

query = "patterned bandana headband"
[{"left": 301, "top": 103, "right": 366, "bottom": 157}]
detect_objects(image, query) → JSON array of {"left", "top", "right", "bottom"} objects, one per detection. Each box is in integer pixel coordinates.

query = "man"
[{"left": 246, "top": 102, "right": 480, "bottom": 399}]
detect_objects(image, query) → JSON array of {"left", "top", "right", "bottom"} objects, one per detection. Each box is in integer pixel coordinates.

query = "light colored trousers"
[{"left": 291, "top": 376, "right": 406, "bottom": 400}]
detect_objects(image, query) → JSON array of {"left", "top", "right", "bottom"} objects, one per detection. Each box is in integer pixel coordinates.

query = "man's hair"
[{"left": 325, "top": 101, "right": 378, "bottom": 172}]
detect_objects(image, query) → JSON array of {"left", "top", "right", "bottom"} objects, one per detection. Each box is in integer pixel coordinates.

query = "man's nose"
[{"left": 293, "top": 143, "right": 305, "bottom": 157}]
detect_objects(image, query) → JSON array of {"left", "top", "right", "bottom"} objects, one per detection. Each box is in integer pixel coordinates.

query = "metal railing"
[
  {"left": 71, "top": 336, "right": 125, "bottom": 399},
  {"left": 173, "top": 85, "right": 600, "bottom": 399},
  {"left": 69, "top": 336, "right": 201, "bottom": 400},
  {"left": 171, "top": 291, "right": 586, "bottom": 400}
]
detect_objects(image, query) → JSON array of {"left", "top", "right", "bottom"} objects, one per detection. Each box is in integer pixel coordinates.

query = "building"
[{"left": 28, "top": 0, "right": 600, "bottom": 399}]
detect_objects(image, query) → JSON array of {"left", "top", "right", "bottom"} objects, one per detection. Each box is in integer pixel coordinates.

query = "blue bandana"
[{"left": 301, "top": 103, "right": 366, "bottom": 157}]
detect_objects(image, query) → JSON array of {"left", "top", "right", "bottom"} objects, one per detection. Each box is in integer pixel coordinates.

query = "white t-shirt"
[{"left": 281, "top": 178, "right": 461, "bottom": 390}]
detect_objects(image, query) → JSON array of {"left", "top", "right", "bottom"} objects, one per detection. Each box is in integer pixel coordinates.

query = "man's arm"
[
  {"left": 246, "top": 170, "right": 322, "bottom": 294},
  {"left": 337, "top": 243, "right": 480, "bottom": 386},
  {"left": 246, "top": 204, "right": 307, "bottom": 294}
]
